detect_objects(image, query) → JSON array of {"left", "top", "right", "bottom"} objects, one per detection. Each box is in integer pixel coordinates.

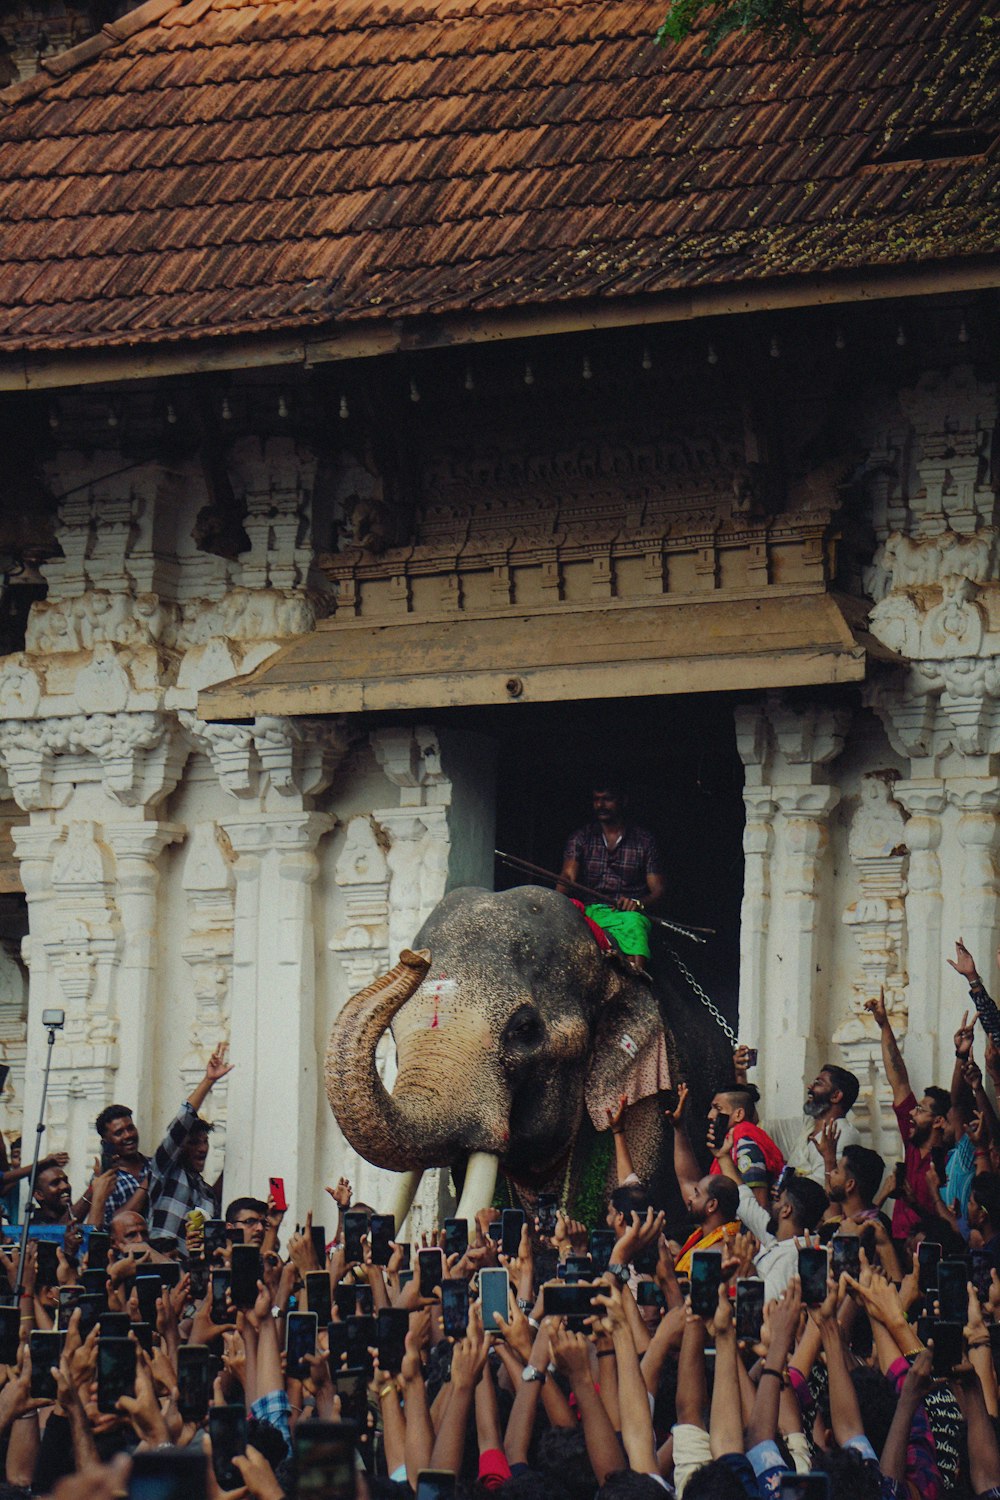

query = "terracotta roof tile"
[{"left": 0, "top": 0, "right": 996, "bottom": 354}]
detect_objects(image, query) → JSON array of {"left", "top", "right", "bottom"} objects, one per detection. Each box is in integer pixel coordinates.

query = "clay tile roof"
[{"left": 0, "top": 0, "right": 997, "bottom": 356}]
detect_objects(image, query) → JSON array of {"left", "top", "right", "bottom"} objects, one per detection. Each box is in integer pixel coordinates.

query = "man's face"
[
  {"left": 34, "top": 1167, "right": 71, "bottom": 1214},
  {"left": 804, "top": 1072, "right": 835, "bottom": 1119},
  {"left": 685, "top": 1177, "right": 716, "bottom": 1223},
  {"left": 969, "top": 1194, "right": 986, "bottom": 1232},
  {"left": 826, "top": 1155, "right": 850, "bottom": 1204},
  {"left": 909, "top": 1096, "right": 941, "bottom": 1147},
  {"left": 111, "top": 1212, "right": 149, "bottom": 1254},
  {"left": 181, "top": 1131, "right": 210, "bottom": 1176},
  {"left": 102, "top": 1113, "right": 140, "bottom": 1159},
  {"left": 592, "top": 790, "right": 622, "bottom": 823},
  {"left": 228, "top": 1208, "right": 266, "bottom": 1247}
]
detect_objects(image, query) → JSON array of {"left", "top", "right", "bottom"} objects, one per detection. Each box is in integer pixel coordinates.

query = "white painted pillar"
[
  {"left": 892, "top": 781, "right": 945, "bottom": 1110},
  {"left": 221, "top": 811, "right": 332, "bottom": 1222},
  {"left": 104, "top": 823, "right": 183, "bottom": 1144}
]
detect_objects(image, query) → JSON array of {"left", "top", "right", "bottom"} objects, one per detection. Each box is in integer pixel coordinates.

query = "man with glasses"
[{"left": 225, "top": 1197, "right": 269, "bottom": 1248}]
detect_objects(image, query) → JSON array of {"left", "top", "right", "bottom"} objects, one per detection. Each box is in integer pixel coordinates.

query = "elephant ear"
[{"left": 584, "top": 954, "right": 670, "bottom": 1129}]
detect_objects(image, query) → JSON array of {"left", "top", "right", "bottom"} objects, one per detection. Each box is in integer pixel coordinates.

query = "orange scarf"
[{"left": 674, "top": 1220, "right": 741, "bottom": 1275}]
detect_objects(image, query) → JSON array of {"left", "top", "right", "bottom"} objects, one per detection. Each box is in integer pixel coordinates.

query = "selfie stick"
[{"left": 13, "top": 1009, "right": 65, "bottom": 1304}]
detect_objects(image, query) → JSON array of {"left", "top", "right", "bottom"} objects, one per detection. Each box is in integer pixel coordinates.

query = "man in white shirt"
[
  {"left": 714, "top": 1136, "right": 829, "bottom": 1302},
  {"left": 734, "top": 1048, "right": 862, "bottom": 1187}
]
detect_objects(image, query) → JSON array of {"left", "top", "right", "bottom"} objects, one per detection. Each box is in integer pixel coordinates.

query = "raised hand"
[
  {"left": 954, "top": 1009, "right": 977, "bottom": 1059},
  {"left": 864, "top": 987, "right": 888, "bottom": 1028},
  {"left": 664, "top": 1083, "right": 689, "bottom": 1128},
  {"left": 948, "top": 938, "right": 981, "bottom": 985},
  {"left": 325, "top": 1178, "right": 352, "bottom": 1210},
  {"left": 204, "top": 1042, "right": 234, "bottom": 1085},
  {"left": 606, "top": 1094, "right": 628, "bottom": 1134}
]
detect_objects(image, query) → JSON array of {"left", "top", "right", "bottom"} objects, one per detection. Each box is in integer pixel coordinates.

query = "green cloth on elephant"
[{"left": 584, "top": 903, "right": 652, "bottom": 958}]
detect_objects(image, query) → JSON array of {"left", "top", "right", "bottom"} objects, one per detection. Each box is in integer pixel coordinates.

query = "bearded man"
[{"left": 734, "top": 1047, "right": 861, "bottom": 1187}]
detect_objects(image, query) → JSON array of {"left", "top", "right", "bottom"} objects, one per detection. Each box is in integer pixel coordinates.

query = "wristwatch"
[
  {"left": 607, "top": 1262, "right": 630, "bottom": 1284},
  {"left": 517, "top": 1297, "right": 533, "bottom": 1313},
  {"left": 521, "top": 1363, "right": 547, "bottom": 1384}
]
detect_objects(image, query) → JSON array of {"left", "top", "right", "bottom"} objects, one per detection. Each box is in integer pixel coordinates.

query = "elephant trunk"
[{"left": 325, "top": 948, "right": 432, "bottom": 1173}]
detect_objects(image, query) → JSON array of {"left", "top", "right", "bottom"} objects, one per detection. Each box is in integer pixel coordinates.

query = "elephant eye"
[{"left": 502, "top": 1007, "right": 544, "bottom": 1051}]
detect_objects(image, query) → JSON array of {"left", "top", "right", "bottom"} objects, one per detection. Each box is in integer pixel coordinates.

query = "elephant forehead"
[
  {"left": 543, "top": 1012, "right": 591, "bottom": 1056},
  {"left": 391, "top": 978, "right": 497, "bottom": 1050}
]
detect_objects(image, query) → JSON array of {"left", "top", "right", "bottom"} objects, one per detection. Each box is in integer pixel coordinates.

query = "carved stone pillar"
[
  {"left": 892, "top": 781, "right": 945, "bottom": 1102},
  {"left": 104, "top": 822, "right": 184, "bottom": 1146},
  {"left": 179, "top": 824, "right": 236, "bottom": 1158},
  {"left": 734, "top": 694, "right": 848, "bottom": 1127},
  {"left": 221, "top": 810, "right": 333, "bottom": 1220},
  {"left": 949, "top": 773, "right": 1000, "bottom": 992}
]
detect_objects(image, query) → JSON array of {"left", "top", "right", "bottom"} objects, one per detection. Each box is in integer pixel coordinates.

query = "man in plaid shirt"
[
  {"left": 147, "top": 1042, "right": 233, "bottom": 1244},
  {"left": 558, "top": 777, "right": 664, "bottom": 969},
  {"left": 79, "top": 1042, "right": 233, "bottom": 1245}
]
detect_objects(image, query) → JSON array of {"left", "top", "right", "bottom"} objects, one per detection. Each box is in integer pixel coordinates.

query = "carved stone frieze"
[{"left": 0, "top": 711, "right": 186, "bottom": 811}]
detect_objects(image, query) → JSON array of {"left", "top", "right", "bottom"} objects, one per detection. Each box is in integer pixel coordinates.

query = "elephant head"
[{"left": 325, "top": 885, "right": 667, "bottom": 1221}]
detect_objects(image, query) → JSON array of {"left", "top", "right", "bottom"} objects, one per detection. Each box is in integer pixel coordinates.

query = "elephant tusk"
[
  {"left": 455, "top": 1151, "right": 499, "bottom": 1225},
  {"left": 392, "top": 1169, "right": 424, "bottom": 1235}
]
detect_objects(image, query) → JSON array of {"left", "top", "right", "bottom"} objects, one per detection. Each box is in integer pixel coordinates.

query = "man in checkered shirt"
[
  {"left": 558, "top": 777, "right": 664, "bottom": 970},
  {"left": 81, "top": 1043, "right": 233, "bottom": 1246}
]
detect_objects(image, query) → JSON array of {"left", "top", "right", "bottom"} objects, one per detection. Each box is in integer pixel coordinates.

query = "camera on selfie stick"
[{"left": 13, "top": 1009, "right": 65, "bottom": 1304}]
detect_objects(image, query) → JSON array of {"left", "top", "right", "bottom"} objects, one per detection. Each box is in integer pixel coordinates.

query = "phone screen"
[
  {"left": 565, "top": 1256, "right": 594, "bottom": 1282},
  {"left": 135, "top": 1272, "right": 162, "bottom": 1325},
  {"left": 285, "top": 1312, "right": 318, "bottom": 1381},
  {"left": 501, "top": 1209, "right": 525, "bottom": 1259},
  {"left": 298, "top": 1271, "right": 329, "bottom": 1326},
  {"left": 690, "top": 1251, "right": 723, "bottom": 1318},
  {"left": 377, "top": 1307, "right": 409, "bottom": 1374},
  {"left": 29, "top": 1331, "right": 62, "bottom": 1401},
  {"left": 295, "top": 1419, "right": 358, "bottom": 1499},
  {"left": 418, "top": 1248, "right": 444, "bottom": 1298},
  {"left": 736, "top": 1277, "right": 765, "bottom": 1340},
  {"left": 830, "top": 1236, "right": 861, "bottom": 1281},
  {"left": 777, "top": 1476, "right": 831, "bottom": 1499},
  {"left": 444, "top": 1218, "right": 468, "bottom": 1260},
  {"left": 204, "top": 1220, "right": 228, "bottom": 1262},
  {"left": 99, "top": 1312, "right": 131, "bottom": 1339},
  {"left": 75, "top": 1293, "right": 105, "bottom": 1340},
  {"left": 230, "top": 1245, "right": 262, "bottom": 1309},
  {"left": 34, "top": 1239, "right": 59, "bottom": 1285},
  {"left": 536, "top": 1194, "right": 558, "bottom": 1236},
  {"left": 441, "top": 1279, "right": 469, "bottom": 1339},
  {"left": 334, "top": 1368, "right": 367, "bottom": 1425},
  {"left": 542, "top": 1282, "right": 597, "bottom": 1330},
  {"left": 479, "top": 1268, "right": 509, "bottom": 1334},
  {"left": 159, "top": 1263, "right": 181, "bottom": 1291},
  {"left": 343, "top": 1212, "right": 368, "bottom": 1265},
  {"left": 487, "top": 1222, "right": 503, "bottom": 1244},
  {"left": 636, "top": 1280, "right": 665, "bottom": 1309},
  {"left": 937, "top": 1260, "right": 968, "bottom": 1322},
  {"left": 327, "top": 1319, "right": 350, "bottom": 1374},
  {"left": 798, "top": 1247, "right": 829, "bottom": 1305},
  {"left": 88, "top": 1231, "right": 111, "bottom": 1271},
  {"left": 917, "top": 1240, "right": 941, "bottom": 1293},
  {"left": 129, "top": 1449, "right": 209, "bottom": 1500},
  {"left": 132, "top": 1321, "right": 154, "bottom": 1356},
  {"left": 416, "top": 1473, "right": 458, "bottom": 1500},
  {"left": 588, "top": 1230, "right": 615, "bottom": 1273},
  {"left": 346, "top": 1314, "right": 376, "bottom": 1379},
  {"left": 97, "top": 1336, "right": 136, "bottom": 1413},
  {"left": 0, "top": 1305, "right": 19, "bottom": 1364},
  {"left": 369, "top": 1214, "right": 395, "bottom": 1266},
  {"left": 209, "top": 1405, "right": 247, "bottom": 1491},
  {"left": 712, "top": 1112, "right": 731, "bottom": 1149},
  {"left": 334, "top": 1284, "right": 356, "bottom": 1321},
  {"left": 311, "top": 1224, "right": 328, "bottom": 1266},
  {"left": 930, "top": 1319, "right": 964, "bottom": 1377},
  {"left": 534, "top": 1248, "right": 558, "bottom": 1289},
  {"left": 210, "top": 1269, "right": 231, "bottom": 1325},
  {"left": 177, "top": 1344, "right": 212, "bottom": 1419}
]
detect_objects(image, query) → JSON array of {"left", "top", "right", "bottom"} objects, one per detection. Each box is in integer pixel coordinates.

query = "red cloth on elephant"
[
  {"left": 570, "top": 897, "right": 613, "bottom": 951},
  {"left": 709, "top": 1121, "right": 785, "bottom": 1181}
]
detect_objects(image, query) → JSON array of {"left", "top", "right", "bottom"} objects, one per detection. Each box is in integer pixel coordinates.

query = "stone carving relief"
[
  {"left": 180, "top": 823, "right": 236, "bottom": 1154},
  {"left": 329, "top": 817, "right": 390, "bottom": 993}
]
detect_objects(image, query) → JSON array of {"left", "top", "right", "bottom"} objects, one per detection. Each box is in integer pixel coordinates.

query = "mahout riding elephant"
[{"left": 326, "top": 884, "right": 733, "bottom": 1226}]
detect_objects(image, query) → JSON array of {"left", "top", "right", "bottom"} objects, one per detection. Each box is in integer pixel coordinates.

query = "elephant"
[{"left": 326, "top": 884, "right": 734, "bottom": 1227}]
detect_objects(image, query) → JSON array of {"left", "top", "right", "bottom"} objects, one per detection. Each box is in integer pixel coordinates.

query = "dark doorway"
[{"left": 488, "top": 693, "right": 745, "bottom": 1024}]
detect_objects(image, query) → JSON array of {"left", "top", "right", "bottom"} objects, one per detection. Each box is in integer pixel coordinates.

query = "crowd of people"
[{"left": 0, "top": 939, "right": 1000, "bottom": 1498}]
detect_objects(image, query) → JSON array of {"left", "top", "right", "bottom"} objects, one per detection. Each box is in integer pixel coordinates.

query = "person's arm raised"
[
  {"left": 708, "top": 1282, "right": 743, "bottom": 1459},
  {"left": 607, "top": 1095, "right": 638, "bottom": 1185},
  {"left": 746, "top": 1276, "right": 802, "bottom": 1451},
  {"left": 864, "top": 988, "right": 912, "bottom": 1108},
  {"left": 596, "top": 1279, "right": 658, "bottom": 1477},
  {"left": 550, "top": 1321, "right": 626, "bottom": 1483},
  {"left": 666, "top": 1084, "right": 701, "bottom": 1199},
  {"left": 186, "top": 1042, "right": 234, "bottom": 1117}
]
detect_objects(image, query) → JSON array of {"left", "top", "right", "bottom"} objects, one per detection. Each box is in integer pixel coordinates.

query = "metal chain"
[{"left": 666, "top": 949, "right": 739, "bottom": 1048}]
